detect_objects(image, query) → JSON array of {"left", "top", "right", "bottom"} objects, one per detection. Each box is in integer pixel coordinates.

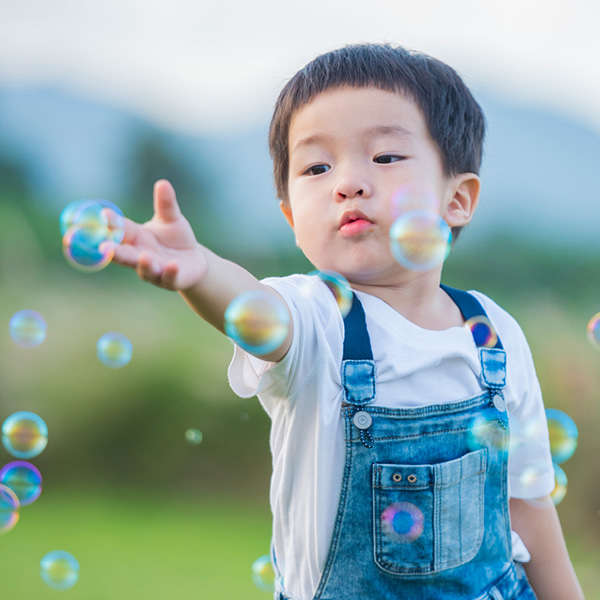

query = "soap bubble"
[
  {"left": 0, "top": 461, "right": 42, "bottom": 506},
  {"left": 545, "top": 409, "right": 578, "bottom": 464},
  {"left": 381, "top": 502, "right": 424, "bottom": 542},
  {"left": 63, "top": 224, "right": 114, "bottom": 272},
  {"left": 464, "top": 316, "right": 498, "bottom": 348},
  {"left": 586, "top": 312, "right": 600, "bottom": 349},
  {"left": 97, "top": 332, "right": 133, "bottom": 368},
  {"left": 40, "top": 550, "right": 80, "bottom": 591},
  {"left": 185, "top": 428, "right": 203, "bottom": 445},
  {"left": 309, "top": 270, "right": 353, "bottom": 317},
  {"left": 467, "top": 412, "right": 508, "bottom": 454},
  {"left": 550, "top": 463, "right": 568, "bottom": 505},
  {"left": 9, "top": 310, "right": 47, "bottom": 348},
  {"left": 225, "top": 290, "right": 290, "bottom": 355},
  {"left": 251, "top": 554, "right": 275, "bottom": 592},
  {"left": 389, "top": 210, "right": 451, "bottom": 271},
  {"left": 0, "top": 484, "right": 20, "bottom": 534},
  {"left": 2, "top": 411, "right": 48, "bottom": 459}
]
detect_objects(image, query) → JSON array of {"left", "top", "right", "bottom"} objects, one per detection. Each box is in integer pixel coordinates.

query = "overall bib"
[{"left": 276, "top": 285, "right": 538, "bottom": 600}]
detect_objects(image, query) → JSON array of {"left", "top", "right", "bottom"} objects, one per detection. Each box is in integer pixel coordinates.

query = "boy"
[{"left": 110, "top": 44, "right": 584, "bottom": 599}]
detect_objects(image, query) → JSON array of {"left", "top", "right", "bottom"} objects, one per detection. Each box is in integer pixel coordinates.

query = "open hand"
[{"left": 109, "top": 180, "right": 208, "bottom": 291}]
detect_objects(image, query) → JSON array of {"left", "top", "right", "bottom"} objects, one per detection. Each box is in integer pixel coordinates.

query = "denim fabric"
[{"left": 342, "top": 360, "right": 376, "bottom": 405}]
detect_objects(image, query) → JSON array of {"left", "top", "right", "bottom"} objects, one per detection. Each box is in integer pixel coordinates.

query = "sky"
[{"left": 0, "top": 0, "right": 599, "bottom": 136}]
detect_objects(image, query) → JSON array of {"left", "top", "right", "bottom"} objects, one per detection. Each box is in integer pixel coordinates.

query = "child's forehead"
[{"left": 288, "top": 86, "right": 427, "bottom": 148}]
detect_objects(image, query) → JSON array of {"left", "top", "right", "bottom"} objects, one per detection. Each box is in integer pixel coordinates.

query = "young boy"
[{"left": 111, "top": 44, "right": 584, "bottom": 599}]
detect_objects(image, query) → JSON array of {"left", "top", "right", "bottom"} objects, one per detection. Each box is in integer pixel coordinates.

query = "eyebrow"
[{"left": 291, "top": 124, "right": 413, "bottom": 154}]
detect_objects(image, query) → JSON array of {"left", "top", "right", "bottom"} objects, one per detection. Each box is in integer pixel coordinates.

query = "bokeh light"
[
  {"left": 389, "top": 210, "right": 451, "bottom": 271},
  {"left": 224, "top": 290, "right": 290, "bottom": 355},
  {"left": 309, "top": 270, "right": 353, "bottom": 317},
  {"left": 464, "top": 316, "right": 499, "bottom": 348},
  {"left": 97, "top": 332, "right": 133, "bottom": 368},
  {"left": 40, "top": 551, "right": 80, "bottom": 591},
  {"left": 381, "top": 502, "right": 424, "bottom": 542},
  {"left": 9, "top": 310, "right": 47, "bottom": 349},
  {"left": 0, "top": 484, "right": 20, "bottom": 534},
  {"left": 0, "top": 461, "right": 43, "bottom": 506},
  {"left": 545, "top": 408, "right": 578, "bottom": 464},
  {"left": 1, "top": 411, "right": 48, "bottom": 459},
  {"left": 251, "top": 554, "right": 275, "bottom": 592},
  {"left": 467, "top": 413, "right": 508, "bottom": 454},
  {"left": 185, "top": 428, "right": 203, "bottom": 445}
]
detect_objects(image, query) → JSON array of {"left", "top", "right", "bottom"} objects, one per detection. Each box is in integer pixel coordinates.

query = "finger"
[
  {"left": 110, "top": 243, "right": 141, "bottom": 269},
  {"left": 153, "top": 179, "right": 181, "bottom": 224},
  {"left": 137, "top": 252, "right": 163, "bottom": 285},
  {"left": 160, "top": 261, "right": 180, "bottom": 290}
]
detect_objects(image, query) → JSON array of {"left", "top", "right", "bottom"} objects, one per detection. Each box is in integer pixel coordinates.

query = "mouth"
[{"left": 339, "top": 210, "right": 373, "bottom": 237}]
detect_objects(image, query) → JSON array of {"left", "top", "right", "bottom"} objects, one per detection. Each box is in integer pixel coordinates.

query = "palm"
[{"left": 111, "top": 180, "right": 207, "bottom": 290}]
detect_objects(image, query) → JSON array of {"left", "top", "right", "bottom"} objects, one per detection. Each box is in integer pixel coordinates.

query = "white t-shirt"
[{"left": 228, "top": 275, "right": 555, "bottom": 600}]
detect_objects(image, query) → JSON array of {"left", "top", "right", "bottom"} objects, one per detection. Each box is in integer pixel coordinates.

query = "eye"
[
  {"left": 304, "top": 164, "right": 330, "bottom": 176},
  {"left": 374, "top": 155, "right": 404, "bottom": 164}
]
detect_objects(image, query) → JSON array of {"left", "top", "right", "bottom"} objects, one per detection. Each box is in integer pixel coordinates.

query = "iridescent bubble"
[
  {"left": 40, "top": 550, "right": 80, "bottom": 591},
  {"left": 551, "top": 463, "right": 568, "bottom": 505},
  {"left": 2, "top": 411, "right": 48, "bottom": 459},
  {"left": 63, "top": 223, "right": 114, "bottom": 272},
  {"left": 97, "top": 332, "right": 133, "bottom": 368},
  {"left": 9, "top": 310, "right": 47, "bottom": 348},
  {"left": 309, "top": 270, "right": 353, "bottom": 317},
  {"left": 390, "top": 183, "right": 440, "bottom": 221},
  {"left": 0, "top": 484, "right": 20, "bottom": 534},
  {"left": 389, "top": 210, "right": 451, "bottom": 271},
  {"left": 60, "top": 200, "right": 125, "bottom": 244},
  {"left": 467, "top": 413, "right": 508, "bottom": 453},
  {"left": 251, "top": 554, "right": 275, "bottom": 592},
  {"left": 586, "top": 312, "right": 600, "bottom": 349},
  {"left": 381, "top": 502, "right": 424, "bottom": 542},
  {"left": 545, "top": 408, "right": 578, "bottom": 464},
  {"left": 224, "top": 290, "right": 290, "bottom": 355},
  {"left": 185, "top": 428, "right": 203, "bottom": 445},
  {"left": 464, "top": 316, "right": 498, "bottom": 348},
  {"left": 0, "top": 461, "right": 42, "bottom": 506}
]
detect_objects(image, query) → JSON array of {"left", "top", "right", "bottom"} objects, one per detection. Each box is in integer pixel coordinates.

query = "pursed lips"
[{"left": 338, "top": 210, "right": 374, "bottom": 237}]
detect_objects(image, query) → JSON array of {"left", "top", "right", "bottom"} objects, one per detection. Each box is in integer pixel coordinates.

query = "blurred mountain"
[{"left": 0, "top": 84, "right": 599, "bottom": 252}]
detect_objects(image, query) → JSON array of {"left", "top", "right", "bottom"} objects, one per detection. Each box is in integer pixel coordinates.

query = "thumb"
[{"left": 153, "top": 179, "right": 182, "bottom": 223}]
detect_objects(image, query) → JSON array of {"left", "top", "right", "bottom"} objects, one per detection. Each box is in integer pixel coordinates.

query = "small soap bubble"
[
  {"left": 97, "top": 332, "right": 133, "bottom": 368},
  {"left": 251, "top": 554, "right": 275, "bottom": 592},
  {"left": 545, "top": 409, "right": 578, "bottom": 464},
  {"left": 467, "top": 413, "right": 508, "bottom": 454},
  {"left": 0, "top": 484, "right": 20, "bottom": 534},
  {"left": 586, "top": 312, "right": 600, "bottom": 349},
  {"left": 40, "top": 550, "right": 80, "bottom": 591},
  {"left": 0, "top": 461, "right": 42, "bottom": 506},
  {"left": 390, "top": 183, "right": 440, "bottom": 221},
  {"left": 60, "top": 200, "right": 125, "bottom": 243},
  {"left": 551, "top": 463, "right": 568, "bottom": 505},
  {"left": 2, "top": 411, "right": 48, "bottom": 459},
  {"left": 389, "top": 210, "right": 451, "bottom": 271},
  {"left": 185, "top": 428, "right": 203, "bottom": 445},
  {"left": 464, "top": 316, "right": 498, "bottom": 348},
  {"left": 225, "top": 290, "right": 290, "bottom": 355},
  {"left": 9, "top": 310, "right": 47, "bottom": 348},
  {"left": 63, "top": 224, "right": 114, "bottom": 272},
  {"left": 381, "top": 502, "right": 424, "bottom": 542},
  {"left": 309, "top": 270, "right": 353, "bottom": 317}
]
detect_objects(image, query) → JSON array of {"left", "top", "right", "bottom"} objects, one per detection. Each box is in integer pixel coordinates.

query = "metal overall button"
[
  {"left": 353, "top": 411, "right": 372, "bottom": 430},
  {"left": 492, "top": 394, "right": 506, "bottom": 412}
]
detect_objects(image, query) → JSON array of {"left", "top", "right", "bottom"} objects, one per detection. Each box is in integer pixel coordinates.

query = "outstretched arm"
[
  {"left": 110, "top": 179, "right": 293, "bottom": 362},
  {"left": 509, "top": 496, "right": 584, "bottom": 599}
]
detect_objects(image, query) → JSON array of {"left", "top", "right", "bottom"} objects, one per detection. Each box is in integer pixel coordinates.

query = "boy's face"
[{"left": 281, "top": 86, "right": 479, "bottom": 286}]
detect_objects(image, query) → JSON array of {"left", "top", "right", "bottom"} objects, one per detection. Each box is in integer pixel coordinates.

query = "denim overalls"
[{"left": 276, "top": 285, "right": 538, "bottom": 600}]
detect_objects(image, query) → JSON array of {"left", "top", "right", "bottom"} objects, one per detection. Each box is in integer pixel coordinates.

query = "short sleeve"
[
  {"left": 227, "top": 275, "right": 343, "bottom": 412},
  {"left": 472, "top": 292, "right": 555, "bottom": 499}
]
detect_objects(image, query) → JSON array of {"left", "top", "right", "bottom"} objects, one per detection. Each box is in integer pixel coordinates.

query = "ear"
[
  {"left": 443, "top": 173, "right": 480, "bottom": 228},
  {"left": 279, "top": 200, "right": 295, "bottom": 230}
]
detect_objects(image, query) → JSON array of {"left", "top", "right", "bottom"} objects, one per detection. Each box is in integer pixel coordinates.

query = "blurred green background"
[{"left": 1, "top": 191, "right": 599, "bottom": 597}]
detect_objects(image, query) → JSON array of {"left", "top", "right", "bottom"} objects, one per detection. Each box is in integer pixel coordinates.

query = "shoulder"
[{"left": 467, "top": 291, "right": 526, "bottom": 342}]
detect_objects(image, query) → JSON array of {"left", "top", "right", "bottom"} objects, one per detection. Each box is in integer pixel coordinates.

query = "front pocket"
[{"left": 372, "top": 448, "right": 487, "bottom": 575}]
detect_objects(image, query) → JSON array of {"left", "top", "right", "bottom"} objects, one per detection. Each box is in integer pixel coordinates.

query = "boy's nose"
[{"left": 333, "top": 174, "right": 370, "bottom": 201}]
